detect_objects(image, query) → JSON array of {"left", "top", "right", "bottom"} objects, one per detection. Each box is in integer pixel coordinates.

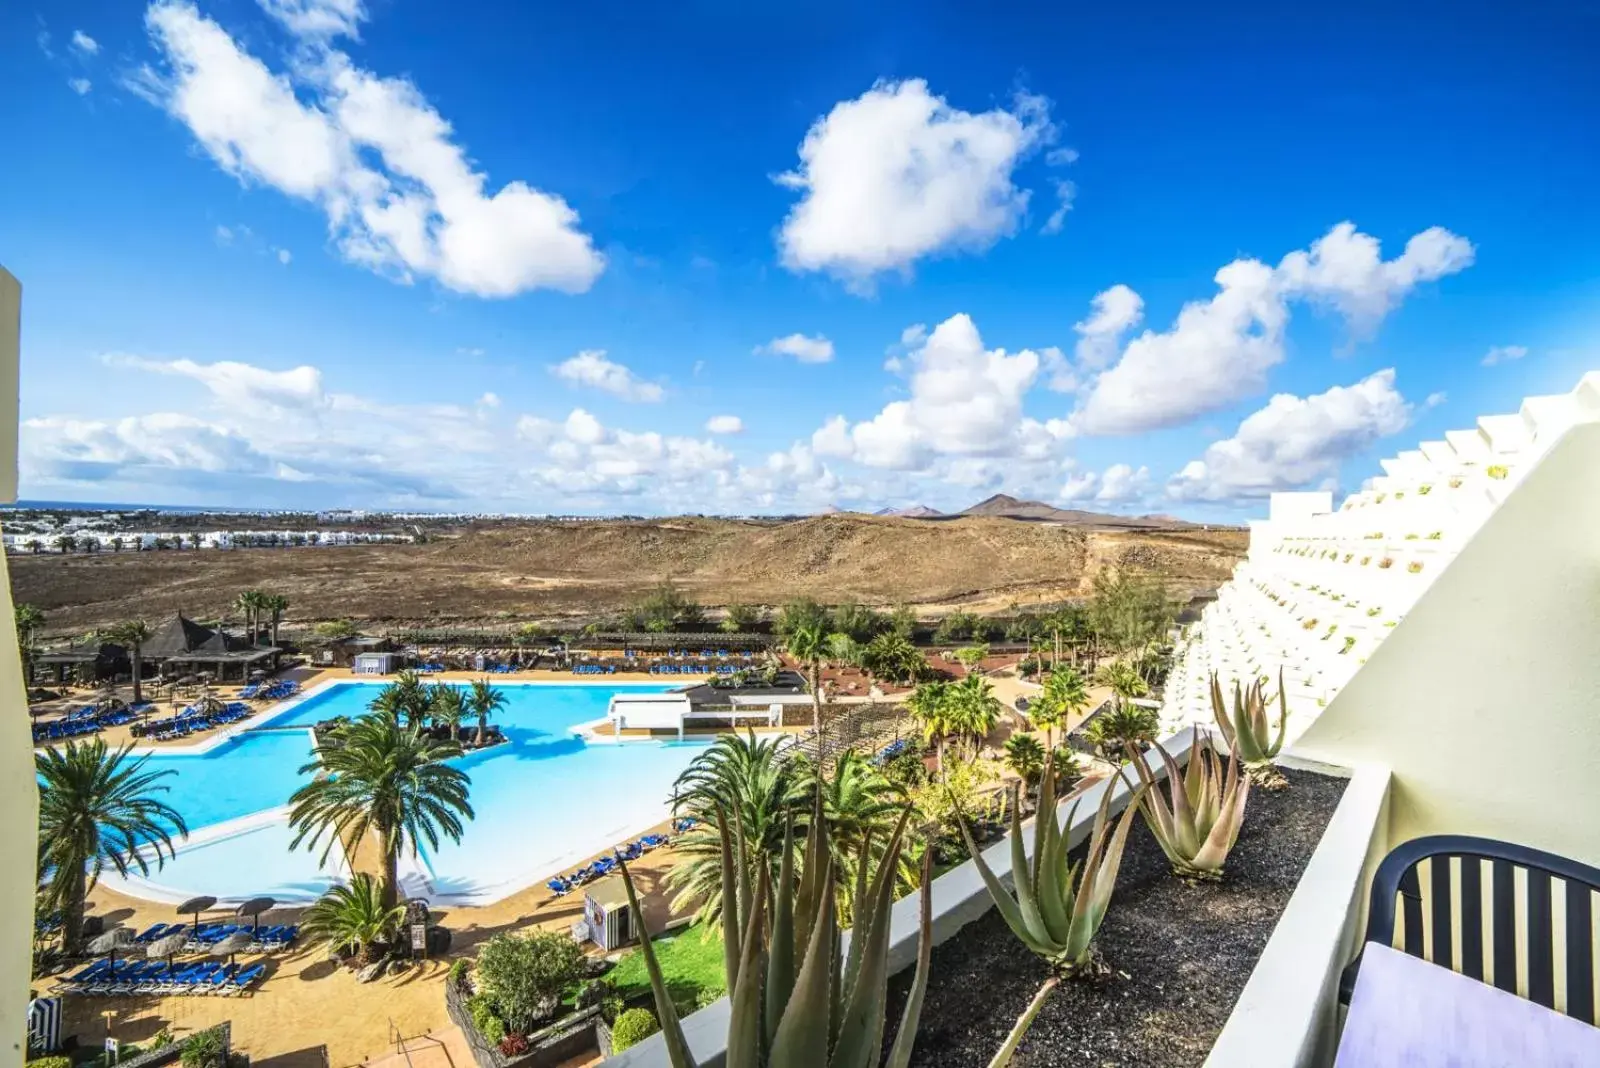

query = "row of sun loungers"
[
  {"left": 31, "top": 704, "right": 148, "bottom": 743},
  {"left": 648, "top": 663, "right": 741, "bottom": 675},
  {"left": 58, "top": 959, "right": 267, "bottom": 997},
  {"left": 141, "top": 702, "right": 253, "bottom": 741},
  {"left": 546, "top": 834, "right": 672, "bottom": 896},
  {"left": 238, "top": 679, "right": 301, "bottom": 700},
  {"left": 127, "top": 921, "right": 299, "bottom": 953},
  {"left": 872, "top": 738, "right": 911, "bottom": 765}
]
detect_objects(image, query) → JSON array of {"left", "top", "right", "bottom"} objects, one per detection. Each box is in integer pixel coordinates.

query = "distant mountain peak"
[{"left": 875, "top": 504, "right": 943, "bottom": 518}]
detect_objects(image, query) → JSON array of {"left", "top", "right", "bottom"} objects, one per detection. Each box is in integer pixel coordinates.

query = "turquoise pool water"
[{"left": 119, "top": 682, "right": 708, "bottom": 905}]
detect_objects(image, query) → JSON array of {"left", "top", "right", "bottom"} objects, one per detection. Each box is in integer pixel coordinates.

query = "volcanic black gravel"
[{"left": 884, "top": 767, "right": 1346, "bottom": 1067}]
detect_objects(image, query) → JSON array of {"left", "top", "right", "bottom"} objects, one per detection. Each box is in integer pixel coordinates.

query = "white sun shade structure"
[{"left": 607, "top": 693, "right": 695, "bottom": 739}]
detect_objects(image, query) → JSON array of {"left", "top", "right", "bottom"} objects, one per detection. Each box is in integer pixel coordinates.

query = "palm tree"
[
  {"left": 1096, "top": 660, "right": 1150, "bottom": 706},
  {"left": 785, "top": 618, "right": 829, "bottom": 739},
  {"left": 299, "top": 874, "right": 405, "bottom": 965},
  {"left": 375, "top": 670, "right": 431, "bottom": 729},
  {"left": 666, "top": 732, "right": 806, "bottom": 926},
  {"left": 262, "top": 593, "right": 290, "bottom": 648},
  {"left": 1031, "top": 667, "right": 1090, "bottom": 750},
  {"left": 860, "top": 631, "right": 925, "bottom": 685},
  {"left": 288, "top": 714, "right": 474, "bottom": 908},
  {"left": 103, "top": 620, "right": 152, "bottom": 704},
  {"left": 946, "top": 673, "right": 1002, "bottom": 758},
  {"left": 428, "top": 683, "right": 466, "bottom": 744},
  {"left": 15, "top": 603, "right": 44, "bottom": 683},
  {"left": 800, "top": 750, "right": 911, "bottom": 925},
  {"left": 905, "top": 680, "right": 956, "bottom": 777},
  {"left": 234, "top": 590, "right": 264, "bottom": 646},
  {"left": 37, "top": 739, "right": 187, "bottom": 953},
  {"left": 465, "top": 679, "right": 507, "bottom": 748}
]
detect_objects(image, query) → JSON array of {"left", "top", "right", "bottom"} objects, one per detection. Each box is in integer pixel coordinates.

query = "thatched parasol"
[
  {"left": 87, "top": 927, "right": 134, "bottom": 967},
  {"left": 210, "top": 930, "right": 254, "bottom": 964},
  {"left": 236, "top": 896, "right": 277, "bottom": 934},
  {"left": 146, "top": 931, "right": 188, "bottom": 962},
  {"left": 176, "top": 894, "right": 218, "bottom": 931}
]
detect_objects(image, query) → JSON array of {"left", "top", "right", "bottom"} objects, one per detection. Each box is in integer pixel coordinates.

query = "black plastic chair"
[{"left": 1339, "top": 834, "right": 1600, "bottom": 1024}]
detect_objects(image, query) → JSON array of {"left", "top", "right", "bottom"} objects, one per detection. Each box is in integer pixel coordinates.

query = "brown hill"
[
  {"left": 959, "top": 493, "right": 1198, "bottom": 530},
  {"left": 9, "top": 513, "right": 1248, "bottom": 635}
]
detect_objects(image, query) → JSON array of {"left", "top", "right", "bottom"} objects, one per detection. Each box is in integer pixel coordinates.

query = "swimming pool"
[{"left": 105, "top": 681, "right": 708, "bottom": 906}]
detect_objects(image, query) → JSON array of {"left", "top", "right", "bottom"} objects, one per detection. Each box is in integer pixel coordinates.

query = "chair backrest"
[{"left": 1357, "top": 834, "right": 1600, "bottom": 1024}]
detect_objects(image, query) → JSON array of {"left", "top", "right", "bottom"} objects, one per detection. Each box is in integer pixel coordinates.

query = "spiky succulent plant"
[
  {"left": 1209, "top": 670, "right": 1289, "bottom": 788},
  {"left": 1124, "top": 733, "right": 1248, "bottom": 880},
  {"left": 955, "top": 749, "right": 1143, "bottom": 1063},
  {"left": 616, "top": 794, "right": 932, "bottom": 1068}
]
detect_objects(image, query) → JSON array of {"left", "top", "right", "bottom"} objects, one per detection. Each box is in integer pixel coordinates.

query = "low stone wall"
[
  {"left": 116, "top": 1023, "right": 231, "bottom": 1068},
  {"left": 443, "top": 972, "right": 600, "bottom": 1068}
]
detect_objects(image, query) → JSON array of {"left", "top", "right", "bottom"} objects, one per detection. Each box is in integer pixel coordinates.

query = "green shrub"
[
  {"left": 447, "top": 958, "right": 469, "bottom": 986},
  {"left": 180, "top": 1029, "right": 226, "bottom": 1068},
  {"left": 611, "top": 1008, "right": 660, "bottom": 1052},
  {"left": 28, "top": 1057, "right": 72, "bottom": 1068},
  {"left": 467, "top": 993, "right": 506, "bottom": 1046},
  {"left": 476, "top": 931, "right": 586, "bottom": 1033}
]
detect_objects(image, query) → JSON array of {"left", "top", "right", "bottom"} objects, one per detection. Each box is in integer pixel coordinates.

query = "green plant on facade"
[
  {"left": 1419, "top": 484, "right": 1432, "bottom": 495},
  {"left": 616, "top": 793, "right": 935, "bottom": 1068},
  {"left": 1408, "top": 561, "right": 1424, "bottom": 573},
  {"left": 1377, "top": 558, "right": 1394, "bottom": 569},
  {"left": 959, "top": 750, "right": 1144, "bottom": 1062},
  {"left": 1208, "top": 670, "right": 1288, "bottom": 789},
  {"left": 1427, "top": 531, "right": 1443, "bottom": 540},
  {"left": 1124, "top": 733, "right": 1248, "bottom": 881},
  {"left": 1341, "top": 636, "right": 1357, "bottom": 654},
  {"left": 1487, "top": 464, "right": 1509, "bottom": 479},
  {"left": 1366, "top": 607, "right": 1380, "bottom": 617}
]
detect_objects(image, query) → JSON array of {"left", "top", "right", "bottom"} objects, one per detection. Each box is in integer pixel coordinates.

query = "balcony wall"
[{"left": 1, "top": 265, "right": 33, "bottom": 1062}]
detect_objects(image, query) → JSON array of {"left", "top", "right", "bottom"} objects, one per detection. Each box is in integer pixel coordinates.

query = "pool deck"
[{"left": 45, "top": 811, "right": 689, "bottom": 1068}]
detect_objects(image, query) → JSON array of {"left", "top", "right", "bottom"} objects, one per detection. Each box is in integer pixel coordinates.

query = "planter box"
[
  {"left": 444, "top": 973, "right": 602, "bottom": 1068},
  {"left": 602, "top": 729, "right": 1391, "bottom": 1067}
]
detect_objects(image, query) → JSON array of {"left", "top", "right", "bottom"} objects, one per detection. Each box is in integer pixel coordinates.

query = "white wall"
[
  {"left": 1293, "top": 422, "right": 1600, "bottom": 864},
  {"left": 0, "top": 266, "right": 32, "bottom": 1059}
]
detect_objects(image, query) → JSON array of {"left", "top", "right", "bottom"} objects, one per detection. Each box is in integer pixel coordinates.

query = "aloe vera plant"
[
  {"left": 1209, "top": 669, "right": 1288, "bottom": 788},
  {"left": 1124, "top": 733, "right": 1248, "bottom": 880},
  {"left": 616, "top": 794, "right": 932, "bottom": 1067},
  {"left": 957, "top": 748, "right": 1143, "bottom": 1064}
]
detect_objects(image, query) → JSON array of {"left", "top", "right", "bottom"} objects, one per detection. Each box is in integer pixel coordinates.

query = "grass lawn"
[{"left": 608, "top": 923, "right": 726, "bottom": 1010}]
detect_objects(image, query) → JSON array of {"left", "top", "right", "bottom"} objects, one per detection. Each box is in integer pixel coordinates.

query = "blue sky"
[{"left": 4, "top": 1, "right": 1597, "bottom": 519}]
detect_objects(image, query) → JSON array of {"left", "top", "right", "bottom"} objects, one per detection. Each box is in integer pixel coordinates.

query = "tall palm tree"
[
  {"left": 233, "top": 590, "right": 263, "bottom": 646},
  {"left": 785, "top": 618, "right": 829, "bottom": 738},
  {"left": 262, "top": 593, "right": 290, "bottom": 648},
  {"left": 904, "top": 680, "right": 955, "bottom": 777},
  {"left": 666, "top": 732, "right": 807, "bottom": 926},
  {"left": 1032, "top": 666, "right": 1090, "bottom": 750},
  {"left": 103, "top": 620, "right": 152, "bottom": 704},
  {"left": 299, "top": 873, "right": 405, "bottom": 965},
  {"left": 946, "top": 672, "right": 1002, "bottom": 758},
  {"left": 288, "top": 714, "right": 474, "bottom": 908},
  {"left": 376, "top": 669, "right": 431, "bottom": 729},
  {"left": 428, "top": 683, "right": 466, "bottom": 744},
  {"left": 36, "top": 739, "right": 187, "bottom": 953},
  {"left": 465, "top": 678, "right": 507, "bottom": 748},
  {"left": 15, "top": 602, "right": 44, "bottom": 684}
]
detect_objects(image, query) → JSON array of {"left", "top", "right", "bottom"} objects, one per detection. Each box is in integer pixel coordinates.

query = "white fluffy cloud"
[
  {"left": 23, "top": 414, "right": 277, "bottom": 480},
  {"left": 1054, "top": 462, "right": 1150, "bottom": 505},
  {"left": 1167, "top": 369, "right": 1411, "bottom": 502},
  {"left": 757, "top": 334, "right": 835, "bottom": 364},
  {"left": 135, "top": 1, "right": 603, "bottom": 298},
  {"left": 71, "top": 30, "right": 100, "bottom": 55},
  {"left": 102, "top": 354, "right": 327, "bottom": 410},
  {"left": 256, "top": 0, "right": 366, "bottom": 39},
  {"left": 69, "top": 78, "right": 92, "bottom": 96},
  {"left": 1481, "top": 344, "right": 1528, "bottom": 367},
  {"left": 811, "top": 313, "right": 1071, "bottom": 472},
  {"left": 550, "top": 351, "right": 664, "bottom": 402},
  {"left": 776, "top": 80, "right": 1054, "bottom": 290},
  {"left": 705, "top": 415, "right": 744, "bottom": 434},
  {"left": 1073, "top": 284, "right": 1143, "bottom": 371},
  {"left": 1071, "top": 223, "right": 1473, "bottom": 435},
  {"left": 1276, "top": 223, "right": 1475, "bottom": 335}
]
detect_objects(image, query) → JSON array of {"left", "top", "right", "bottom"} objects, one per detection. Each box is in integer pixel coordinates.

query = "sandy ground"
[{"left": 44, "top": 821, "right": 688, "bottom": 1068}]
